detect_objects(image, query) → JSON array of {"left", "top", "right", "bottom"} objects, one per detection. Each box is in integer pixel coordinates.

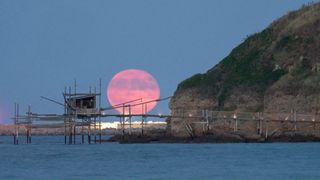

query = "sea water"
[{"left": 0, "top": 136, "right": 319, "bottom": 180}]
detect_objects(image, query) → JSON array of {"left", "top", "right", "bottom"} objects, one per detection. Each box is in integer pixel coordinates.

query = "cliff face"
[{"left": 170, "top": 3, "right": 320, "bottom": 114}]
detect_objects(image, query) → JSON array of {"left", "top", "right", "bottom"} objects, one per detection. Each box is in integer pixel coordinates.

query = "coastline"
[
  {"left": 107, "top": 132, "right": 320, "bottom": 144},
  {"left": 2, "top": 125, "right": 320, "bottom": 144}
]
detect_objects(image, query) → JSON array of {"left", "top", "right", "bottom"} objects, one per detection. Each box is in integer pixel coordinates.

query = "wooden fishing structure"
[{"left": 12, "top": 80, "right": 171, "bottom": 145}]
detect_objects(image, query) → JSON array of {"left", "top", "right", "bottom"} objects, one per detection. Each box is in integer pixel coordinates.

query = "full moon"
[{"left": 107, "top": 69, "right": 160, "bottom": 114}]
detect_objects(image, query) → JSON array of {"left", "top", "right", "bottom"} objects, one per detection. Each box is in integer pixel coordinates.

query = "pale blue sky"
[{"left": 0, "top": 0, "right": 316, "bottom": 123}]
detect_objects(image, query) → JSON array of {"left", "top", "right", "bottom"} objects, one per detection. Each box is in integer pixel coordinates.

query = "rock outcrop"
[{"left": 169, "top": 2, "right": 320, "bottom": 137}]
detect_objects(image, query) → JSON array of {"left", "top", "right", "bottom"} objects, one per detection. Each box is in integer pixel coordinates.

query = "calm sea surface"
[{"left": 0, "top": 136, "right": 319, "bottom": 180}]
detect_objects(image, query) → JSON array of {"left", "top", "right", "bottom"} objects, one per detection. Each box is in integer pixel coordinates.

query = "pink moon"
[{"left": 107, "top": 69, "right": 160, "bottom": 114}]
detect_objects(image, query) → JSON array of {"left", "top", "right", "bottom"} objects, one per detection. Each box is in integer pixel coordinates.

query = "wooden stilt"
[
  {"left": 294, "top": 110, "right": 297, "bottom": 134},
  {"left": 257, "top": 112, "right": 263, "bottom": 135},
  {"left": 122, "top": 105, "right": 125, "bottom": 136},
  {"left": 94, "top": 117, "right": 97, "bottom": 144},
  {"left": 27, "top": 105, "right": 31, "bottom": 144},
  {"left": 99, "top": 79, "right": 102, "bottom": 144},
  {"left": 69, "top": 121, "right": 72, "bottom": 145},
  {"left": 99, "top": 120, "right": 102, "bottom": 144},
  {"left": 265, "top": 120, "right": 269, "bottom": 139},
  {"left": 82, "top": 119, "right": 84, "bottom": 144},
  {"left": 73, "top": 124, "right": 76, "bottom": 144},
  {"left": 206, "top": 110, "right": 210, "bottom": 132},
  {"left": 88, "top": 123, "right": 91, "bottom": 144},
  {"left": 129, "top": 105, "right": 132, "bottom": 135},
  {"left": 141, "top": 104, "right": 144, "bottom": 136},
  {"left": 14, "top": 103, "right": 16, "bottom": 145},
  {"left": 16, "top": 104, "right": 19, "bottom": 145}
]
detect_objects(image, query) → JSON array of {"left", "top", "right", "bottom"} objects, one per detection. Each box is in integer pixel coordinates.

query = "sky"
[{"left": 0, "top": 0, "right": 316, "bottom": 124}]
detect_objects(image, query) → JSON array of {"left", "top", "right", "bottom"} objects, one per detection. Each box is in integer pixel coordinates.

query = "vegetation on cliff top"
[{"left": 177, "top": 2, "right": 320, "bottom": 106}]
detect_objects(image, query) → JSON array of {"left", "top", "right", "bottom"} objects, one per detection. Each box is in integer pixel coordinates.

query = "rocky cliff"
[{"left": 170, "top": 2, "right": 320, "bottom": 114}]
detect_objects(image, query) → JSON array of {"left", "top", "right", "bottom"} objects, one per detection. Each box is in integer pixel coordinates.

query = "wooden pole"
[
  {"left": 258, "top": 112, "right": 262, "bottom": 135},
  {"left": 206, "top": 110, "right": 210, "bottom": 132},
  {"left": 69, "top": 123, "right": 72, "bottom": 144},
  {"left": 88, "top": 122, "right": 91, "bottom": 144},
  {"left": 64, "top": 123, "right": 67, "bottom": 144},
  {"left": 27, "top": 105, "right": 31, "bottom": 144},
  {"left": 144, "top": 104, "right": 148, "bottom": 135},
  {"left": 82, "top": 119, "right": 84, "bottom": 144},
  {"left": 294, "top": 110, "right": 297, "bottom": 134},
  {"left": 94, "top": 87, "right": 97, "bottom": 144},
  {"left": 233, "top": 113, "right": 237, "bottom": 132},
  {"left": 122, "top": 105, "right": 125, "bottom": 136},
  {"left": 265, "top": 120, "right": 269, "bottom": 139},
  {"left": 94, "top": 117, "right": 97, "bottom": 144},
  {"left": 145, "top": 104, "right": 148, "bottom": 125},
  {"left": 73, "top": 124, "right": 76, "bottom": 144},
  {"left": 16, "top": 103, "right": 19, "bottom": 145},
  {"left": 129, "top": 105, "right": 132, "bottom": 135},
  {"left": 99, "top": 120, "right": 102, "bottom": 144},
  {"left": 68, "top": 87, "right": 72, "bottom": 144},
  {"left": 74, "top": 80, "right": 77, "bottom": 145},
  {"left": 14, "top": 103, "right": 17, "bottom": 145},
  {"left": 99, "top": 78, "right": 102, "bottom": 144},
  {"left": 261, "top": 113, "right": 264, "bottom": 135},
  {"left": 141, "top": 104, "right": 144, "bottom": 136},
  {"left": 64, "top": 87, "right": 67, "bottom": 144}
]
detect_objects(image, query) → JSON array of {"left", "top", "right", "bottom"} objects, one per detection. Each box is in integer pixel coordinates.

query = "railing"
[{"left": 171, "top": 109, "right": 319, "bottom": 122}]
